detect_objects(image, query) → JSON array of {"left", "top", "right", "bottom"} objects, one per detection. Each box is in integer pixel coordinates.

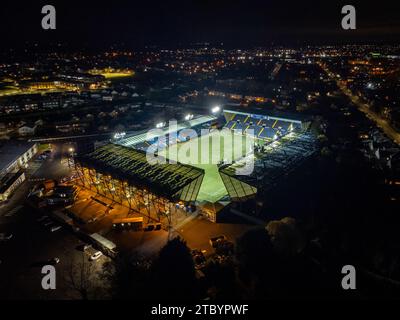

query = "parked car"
[
  {"left": 37, "top": 216, "right": 48, "bottom": 222},
  {"left": 48, "top": 257, "right": 60, "bottom": 265},
  {"left": 50, "top": 225, "right": 62, "bottom": 232},
  {"left": 191, "top": 249, "right": 207, "bottom": 269},
  {"left": 77, "top": 244, "right": 91, "bottom": 252},
  {"left": 144, "top": 224, "right": 155, "bottom": 231},
  {"left": 0, "top": 233, "right": 13, "bottom": 241},
  {"left": 215, "top": 239, "right": 234, "bottom": 256},
  {"left": 90, "top": 251, "right": 103, "bottom": 261},
  {"left": 209, "top": 235, "right": 226, "bottom": 248},
  {"left": 43, "top": 221, "right": 53, "bottom": 227}
]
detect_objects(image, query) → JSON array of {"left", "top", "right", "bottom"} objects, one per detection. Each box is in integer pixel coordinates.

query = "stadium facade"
[
  {"left": 74, "top": 107, "right": 317, "bottom": 222},
  {"left": 75, "top": 144, "right": 204, "bottom": 218}
]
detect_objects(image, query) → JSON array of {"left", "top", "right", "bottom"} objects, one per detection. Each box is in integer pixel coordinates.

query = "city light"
[{"left": 184, "top": 114, "right": 194, "bottom": 121}]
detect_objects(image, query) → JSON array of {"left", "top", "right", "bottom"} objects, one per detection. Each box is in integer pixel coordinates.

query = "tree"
[
  {"left": 321, "top": 146, "right": 332, "bottom": 157},
  {"left": 152, "top": 237, "right": 199, "bottom": 300},
  {"left": 64, "top": 252, "right": 95, "bottom": 300},
  {"left": 235, "top": 228, "right": 275, "bottom": 298},
  {"left": 235, "top": 224, "right": 324, "bottom": 298},
  {"left": 203, "top": 256, "right": 238, "bottom": 299},
  {"left": 101, "top": 252, "right": 152, "bottom": 299},
  {"left": 266, "top": 217, "right": 306, "bottom": 257}
]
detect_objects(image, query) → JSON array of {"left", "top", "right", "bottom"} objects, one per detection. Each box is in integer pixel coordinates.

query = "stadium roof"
[
  {"left": 223, "top": 106, "right": 311, "bottom": 123},
  {"left": 117, "top": 115, "right": 216, "bottom": 148},
  {"left": 76, "top": 143, "right": 204, "bottom": 200},
  {"left": 220, "top": 132, "right": 318, "bottom": 188}
]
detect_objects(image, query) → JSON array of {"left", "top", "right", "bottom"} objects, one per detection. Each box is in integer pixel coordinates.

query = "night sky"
[{"left": 1, "top": 0, "right": 400, "bottom": 50}]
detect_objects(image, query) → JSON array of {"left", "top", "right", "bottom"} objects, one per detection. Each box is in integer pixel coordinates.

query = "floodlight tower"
[{"left": 211, "top": 105, "right": 221, "bottom": 114}]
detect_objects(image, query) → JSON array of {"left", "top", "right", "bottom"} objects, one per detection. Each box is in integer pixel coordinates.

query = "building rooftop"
[
  {"left": 220, "top": 132, "right": 318, "bottom": 189},
  {"left": 0, "top": 141, "right": 36, "bottom": 173},
  {"left": 76, "top": 143, "right": 204, "bottom": 200}
]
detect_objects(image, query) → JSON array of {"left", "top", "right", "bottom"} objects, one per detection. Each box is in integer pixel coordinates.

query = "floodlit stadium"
[
  {"left": 157, "top": 128, "right": 255, "bottom": 203},
  {"left": 74, "top": 107, "right": 317, "bottom": 221}
]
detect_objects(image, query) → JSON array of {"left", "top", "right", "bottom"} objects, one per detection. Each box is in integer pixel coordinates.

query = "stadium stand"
[{"left": 223, "top": 108, "right": 304, "bottom": 141}]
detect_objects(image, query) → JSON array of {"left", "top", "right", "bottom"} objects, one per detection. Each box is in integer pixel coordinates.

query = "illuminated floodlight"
[
  {"left": 113, "top": 131, "right": 126, "bottom": 139},
  {"left": 211, "top": 105, "right": 221, "bottom": 114}
]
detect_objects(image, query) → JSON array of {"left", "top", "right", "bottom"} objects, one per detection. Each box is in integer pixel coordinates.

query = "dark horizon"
[{"left": 1, "top": 0, "right": 400, "bottom": 50}]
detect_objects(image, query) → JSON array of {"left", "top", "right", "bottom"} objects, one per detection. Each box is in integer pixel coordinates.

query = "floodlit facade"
[
  {"left": 0, "top": 142, "right": 38, "bottom": 201},
  {"left": 74, "top": 144, "right": 204, "bottom": 216}
]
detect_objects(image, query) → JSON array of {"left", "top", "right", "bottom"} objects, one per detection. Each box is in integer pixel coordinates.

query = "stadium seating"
[
  {"left": 275, "top": 120, "right": 291, "bottom": 132},
  {"left": 223, "top": 111, "right": 300, "bottom": 141}
]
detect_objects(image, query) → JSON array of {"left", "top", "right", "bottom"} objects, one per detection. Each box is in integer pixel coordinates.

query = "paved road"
[
  {"left": 0, "top": 144, "right": 111, "bottom": 299},
  {"left": 174, "top": 215, "right": 256, "bottom": 255},
  {"left": 321, "top": 63, "right": 400, "bottom": 145},
  {"left": 0, "top": 207, "right": 111, "bottom": 299},
  {"left": 343, "top": 87, "right": 400, "bottom": 144}
]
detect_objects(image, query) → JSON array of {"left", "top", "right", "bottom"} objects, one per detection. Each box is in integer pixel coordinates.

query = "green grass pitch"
[{"left": 159, "top": 130, "right": 256, "bottom": 203}]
